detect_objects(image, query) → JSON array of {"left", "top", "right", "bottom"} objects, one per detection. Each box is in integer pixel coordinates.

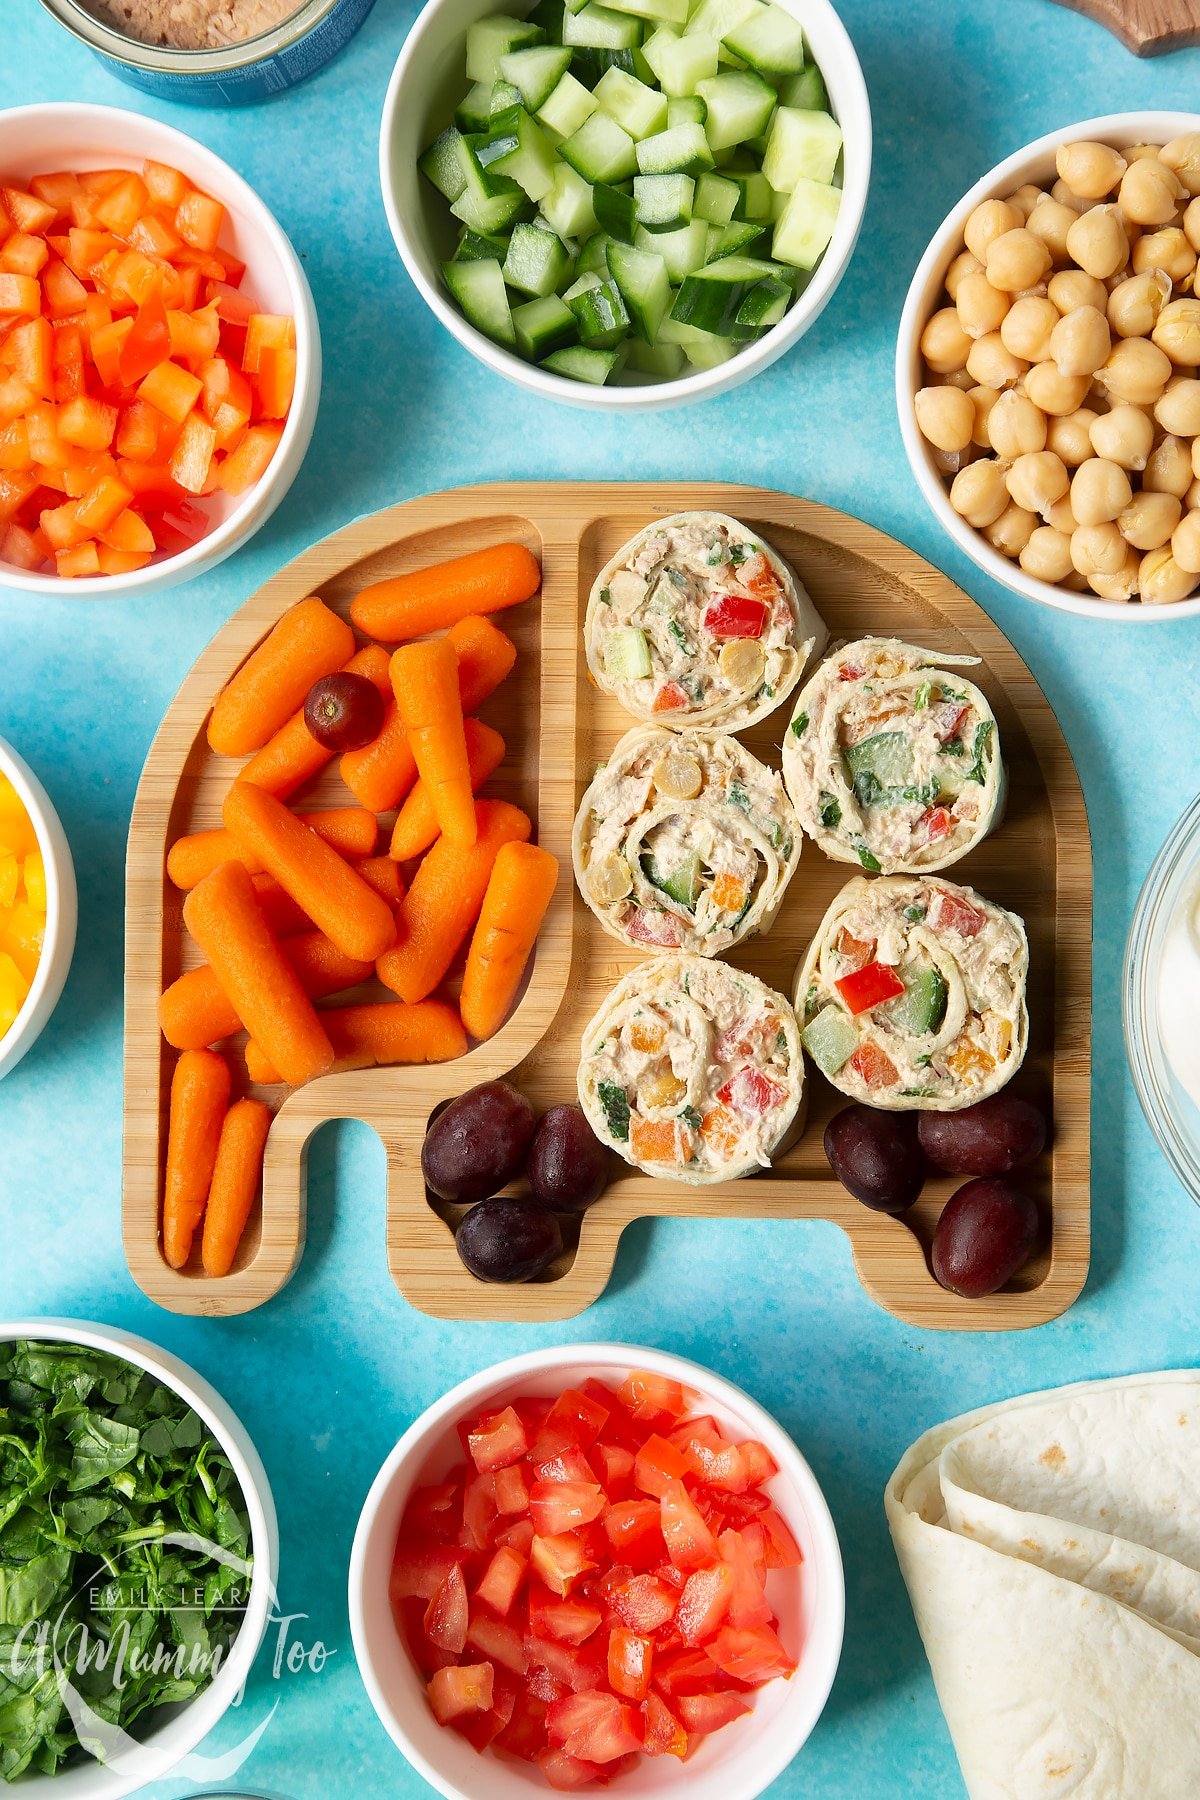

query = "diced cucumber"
[
  {"left": 635, "top": 121, "right": 714, "bottom": 174},
  {"left": 778, "top": 63, "right": 828, "bottom": 111},
  {"left": 634, "top": 171, "right": 695, "bottom": 229},
  {"left": 730, "top": 272, "right": 789, "bottom": 335},
  {"left": 442, "top": 257, "right": 516, "bottom": 346},
  {"left": 634, "top": 217, "right": 708, "bottom": 279},
  {"left": 671, "top": 254, "right": 786, "bottom": 333},
  {"left": 626, "top": 336, "right": 685, "bottom": 375},
  {"left": 842, "top": 731, "right": 915, "bottom": 804},
  {"left": 450, "top": 149, "right": 532, "bottom": 234},
  {"left": 606, "top": 237, "right": 671, "bottom": 341},
  {"left": 562, "top": 2, "right": 644, "bottom": 47},
  {"left": 721, "top": 0, "right": 805, "bottom": 74},
  {"left": 499, "top": 43, "right": 573, "bottom": 107},
  {"left": 762, "top": 107, "right": 842, "bottom": 191},
  {"left": 730, "top": 168, "right": 772, "bottom": 218},
  {"left": 466, "top": 13, "right": 544, "bottom": 83},
  {"left": 453, "top": 226, "right": 512, "bottom": 260},
  {"left": 577, "top": 229, "right": 616, "bottom": 273},
  {"left": 593, "top": 183, "right": 637, "bottom": 240},
  {"left": 538, "top": 72, "right": 597, "bottom": 136},
  {"left": 694, "top": 169, "right": 738, "bottom": 223},
  {"left": 668, "top": 95, "right": 707, "bottom": 126},
  {"left": 565, "top": 271, "right": 631, "bottom": 345},
  {"left": 801, "top": 1004, "right": 859, "bottom": 1078},
  {"left": 540, "top": 160, "right": 600, "bottom": 237},
  {"left": 604, "top": 0, "right": 689, "bottom": 24},
  {"left": 696, "top": 70, "right": 776, "bottom": 150},
  {"left": 571, "top": 45, "right": 643, "bottom": 82},
  {"left": 419, "top": 127, "right": 473, "bottom": 202},
  {"left": 604, "top": 625, "right": 653, "bottom": 676},
  {"left": 513, "top": 292, "right": 577, "bottom": 356},
  {"left": 888, "top": 966, "right": 949, "bottom": 1037},
  {"left": 643, "top": 849, "right": 701, "bottom": 907},
  {"left": 456, "top": 81, "right": 496, "bottom": 132},
  {"left": 657, "top": 313, "right": 736, "bottom": 366},
  {"left": 527, "top": 0, "right": 567, "bottom": 31},
  {"left": 503, "top": 221, "right": 571, "bottom": 295},
  {"left": 686, "top": 0, "right": 759, "bottom": 44},
  {"left": 542, "top": 343, "right": 624, "bottom": 382},
  {"left": 594, "top": 66, "right": 669, "bottom": 138},
  {"left": 561, "top": 110, "right": 638, "bottom": 182},
  {"left": 475, "top": 106, "right": 559, "bottom": 202},
  {"left": 705, "top": 218, "right": 765, "bottom": 257},
  {"left": 490, "top": 79, "right": 523, "bottom": 112},
  {"left": 642, "top": 25, "right": 719, "bottom": 94},
  {"left": 772, "top": 175, "right": 840, "bottom": 269}
]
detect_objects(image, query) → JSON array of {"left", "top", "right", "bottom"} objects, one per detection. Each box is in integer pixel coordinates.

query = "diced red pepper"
[
  {"left": 625, "top": 907, "right": 681, "bottom": 948},
  {"left": 651, "top": 679, "right": 689, "bottom": 713},
  {"left": 834, "top": 960, "right": 906, "bottom": 1015},
  {"left": 838, "top": 660, "right": 865, "bottom": 680},
  {"left": 932, "top": 700, "right": 969, "bottom": 742},
  {"left": 118, "top": 286, "right": 170, "bottom": 386},
  {"left": 701, "top": 593, "right": 768, "bottom": 639},
  {"left": 920, "top": 805, "right": 953, "bottom": 843},
  {"left": 846, "top": 1041, "right": 899, "bottom": 1091},
  {"left": 931, "top": 889, "right": 985, "bottom": 938},
  {"left": 715, "top": 1064, "right": 789, "bottom": 1116}
]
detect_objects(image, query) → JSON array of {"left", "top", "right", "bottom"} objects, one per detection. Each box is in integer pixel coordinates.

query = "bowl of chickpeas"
[{"left": 898, "top": 113, "right": 1200, "bottom": 618}]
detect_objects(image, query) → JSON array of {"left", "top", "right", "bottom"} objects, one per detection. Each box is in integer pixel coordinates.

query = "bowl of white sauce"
[{"left": 1125, "top": 793, "right": 1200, "bottom": 1201}]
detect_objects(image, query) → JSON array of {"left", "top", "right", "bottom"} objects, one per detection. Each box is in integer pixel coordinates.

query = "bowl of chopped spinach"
[{"left": 0, "top": 1322, "right": 276, "bottom": 1794}]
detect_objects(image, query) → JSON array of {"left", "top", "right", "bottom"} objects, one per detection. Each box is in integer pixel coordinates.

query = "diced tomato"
[
  {"left": 715, "top": 1064, "right": 788, "bottom": 1117},
  {"left": 710, "top": 1622, "right": 796, "bottom": 1686},
  {"left": 676, "top": 1691, "right": 751, "bottom": 1734},
  {"left": 604, "top": 1500, "right": 665, "bottom": 1570},
  {"left": 834, "top": 960, "right": 906, "bottom": 1016},
  {"left": 740, "top": 1440, "right": 777, "bottom": 1487},
  {"left": 424, "top": 1562, "right": 468, "bottom": 1655},
  {"left": 476, "top": 1545, "right": 528, "bottom": 1618},
  {"left": 619, "top": 1371, "right": 687, "bottom": 1428},
  {"left": 467, "top": 1405, "right": 529, "bottom": 1474},
  {"left": 631, "top": 1434, "right": 687, "bottom": 1500},
  {"left": 428, "top": 1661, "right": 494, "bottom": 1725},
  {"left": 494, "top": 1516, "right": 535, "bottom": 1556},
  {"left": 56, "top": 540, "right": 100, "bottom": 578},
  {"left": 604, "top": 1571, "right": 677, "bottom": 1634},
  {"left": 608, "top": 1625, "right": 653, "bottom": 1700},
  {"left": 525, "top": 1631, "right": 606, "bottom": 1693},
  {"left": 495, "top": 1692, "right": 549, "bottom": 1761},
  {"left": 531, "top": 1446, "right": 596, "bottom": 1486},
  {"left": 651, "top": 679, "right": 690, "bottom": 713},
  {"left": 847, "top": 1041, "right": 899, "bottom": 1091},
  {"left": 456, "top": 1665, "right": 518, "bottom": 1751},
  {"left": 643, "top": 1692, "right": 687, "bottom": 1758},
  {"left": 542, "top": 1387, "right": 611, "bottom": 1451},
  {"left": 529, "top": 1582, "right": 602, "bottom": 1646},
  {"left": 593, "top": 1443, "right": 635, "bottom": 1500},
  {"left": 531, "top": 1530, "right": 596, "bottom": 1597},
  {"left": 931, "top": 889, "right": 985, "bottom": 938},
  {"left": 835, "top": 928, "right": 875, "bottom": 972},
  {"left": 718, "top": 1529, "right": 772, "bottom": 1629},
  {"left": 920, "top": 805, "right": 953, "bottom": 843},
  {"left": 676, "top": 1563, "right": 735, "bottom": 1644},
  {"left": 537, "top": 1748, "right": 609, "bottom": 1790},
  {"left": 460, "top": 1472, "right": 497, "bottom": 1552},
  {"left": 548, "top": 1690, "right": 643, "bottom": 1763},
  {"left": 494, "top": 1462, "right": 532, "bottom": 1516},
  {"left": 653, "top": 1646, "right": 718, "bottom": 1697},
  {"left": 530, "top": 1480, "right": 606, "bottom": 1538},
  {"left": 405, "top": 1481, "right": 462, "bottom": 1542},
  {"left": 625, "top": 906, "right": 681, "bottom": 947},
  {"left": 760, "top": 1505, "right": 803, "bottom": 1569},
  {"left": 660, "top": 1478, "right": 719, "bottom": 1572},
  {"left": 701, "top": 593, "right": 768, "bottom": 639},
  {"left": 176, "top": 189, "right": 225, "bottom": 252},
  {"left": 673, "top": 1419, "right": 750, "bottom": 1493},
  {"left": 932, "top": 700, "right": 969, "bottom": 742},
  {"left": 390, "top": 1537, "right": 462, "bottom": 1603},
  {"left": 466, "top": 1609, "right": 527, "bottom": 1676}
]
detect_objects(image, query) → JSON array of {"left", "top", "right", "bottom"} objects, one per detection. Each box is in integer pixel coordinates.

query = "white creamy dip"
[{"left": 1158, "top": 876, "right": 1200, "bottom": 1112}]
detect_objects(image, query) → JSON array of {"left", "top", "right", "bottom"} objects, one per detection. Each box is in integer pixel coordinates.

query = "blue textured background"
[{"left": 3, "top": 0, "right": 1200, "bottom": 1793}]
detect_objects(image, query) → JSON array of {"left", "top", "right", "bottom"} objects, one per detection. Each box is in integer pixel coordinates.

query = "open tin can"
[{"left": 37, "top": 0, "right": 377, "bottom": 104}]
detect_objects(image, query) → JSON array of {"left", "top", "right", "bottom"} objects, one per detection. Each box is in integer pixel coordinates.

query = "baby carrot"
[
  {"left": 390, "top": 638, "right": 477, "bottom": 847},
  {"left": 168, "top": 807, "right": 377, "bottom": 890},
  {"left": 377, "top": 799, "right": 531, "bottom": 1004},
  {"left": 239, "top": 645, "right": 392, "bottom": 799},
  {"left": 201, "top": 1097, "right": 272, "bottom": 1278},
  {"left": 356, "top": 855, "right": 407, "bottom": 908},
  {"left": 162, "top": 1047, "right": 230, "bottom": 1270},
  {"left": 460, "top": 842, "right": 559, "bottom": 1041},
  {"left": 391, "top": 718, "right": 506, "bottom": 862},
  {"left": 448, "top": 613, "right": 518, "bottom": 712},
  {"left": 159, "top": 929, "right": 374, "bottom": 1050},
  {"left": 183, "top": 861, "right": 334, "bottom": 1087},
  {"left": 223, "top": 782, "right": 396, "bottom": 962},
  {"left": 246, "top": 998, "right": 466, "bottom": 1083},
  {"left": 208, "top": 596, "right": 355, "bottom": 757},
  {"left": 252, "top": 872, "right": 311, "bottom": 938},
  {"left": 350, "top": 542, "right": 541, "bottom": 642}
]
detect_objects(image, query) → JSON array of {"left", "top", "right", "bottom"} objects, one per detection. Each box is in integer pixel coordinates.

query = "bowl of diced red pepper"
[
  {"left": 349, "top": 1344, "right": 844, "bottom": 1799},
  {"left": 0, "top": 103, "right": 320, "bottom": 596}
]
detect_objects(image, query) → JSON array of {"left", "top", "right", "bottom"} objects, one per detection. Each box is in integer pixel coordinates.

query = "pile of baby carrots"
[{"left": 158, "top": 539, "right": 560, "bottom": 1279}]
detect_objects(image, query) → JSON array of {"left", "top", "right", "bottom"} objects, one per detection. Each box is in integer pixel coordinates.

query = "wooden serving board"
[
  {"left": 123, "top": 483, "right": 1092, "bottom": 1330},
  {"left": 1048, "top": 0, "right": 1200, "bottom": 56}
]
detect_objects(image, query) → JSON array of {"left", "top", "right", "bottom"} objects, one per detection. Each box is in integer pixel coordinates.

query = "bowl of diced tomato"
[
  {"left": 349, "top": 1344, "right": 844, "bottom": 1799},
  {"left": 0, "top": 103, "right": 320, "bottom": 596}
]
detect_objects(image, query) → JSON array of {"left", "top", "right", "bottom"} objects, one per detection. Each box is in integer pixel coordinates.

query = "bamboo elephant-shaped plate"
[{"left": 123, "top": 483, "right": 1092, "bottom": 1330}]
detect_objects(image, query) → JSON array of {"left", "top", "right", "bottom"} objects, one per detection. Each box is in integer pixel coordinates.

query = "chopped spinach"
[
  {"left": 900, "top": 1086, "right": 939, "bottom": 1098},
  {"left": 967, "top": 720, "right": 995, "bottom": 784},
  {"left": 677, "top": 1105, "right": 702, "bottom": 1129},
  {"left": 818, "top": 792, "right": 842, "bottom": 830},
  {"left": 598, "top": 586, "right": 612, "bottom": 606},
  {"left": 790, "top": 712, "right": 809, "bottom": 738},
  {"left": 913, "top": 681, "right": 931, "bottom": 710},
  {"left": 597, "top": 1081, "right": 630, "bottom": 1141},
  {"left": 665, "top": 566, "right": 689, "bottom": 591},
  {"left": 775, "top": 1027, "right": 788, "bottom": 1053},
  {"left": 853, "top": 838, "right": 883, "bottom": 872},
  {"left": 941, "top": 738, "right": 965, "bottom": 756},
  {"left": 903, "top": 904, "right": 927, "bottom": 922},
  {"left": 728, "top": 542, "right": 750, "bottom": 565},
  {"left": 728, "top": 781, "right": 750, "bottom": 812},
  {"left": 759, "top": 683, "right": 775, "bottom": 699},
  {"left": 668, "top": 619, "right": 690, "bottom": 652}
]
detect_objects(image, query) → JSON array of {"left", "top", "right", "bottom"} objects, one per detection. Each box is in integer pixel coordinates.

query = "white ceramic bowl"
[
  {"left": 0, "top": 1317, "right": 278, "bottom": 1799},
  {"left": 0, "top": 734, "right": 77, "bottom": 1080},
  {"left": 897, "top": 110, "right": 1200, "bottom": 622},
  {"left": 0, "top": 102, "right": 321, "bottom": 598},
  {"left": 349, "top": 1342, "right": 844, "bottom": 1800},
  {"left": 379, "top": 0, "right": 871, "bottom": 411}
]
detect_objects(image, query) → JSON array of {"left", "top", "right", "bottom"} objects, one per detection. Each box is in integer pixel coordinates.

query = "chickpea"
[
  {"left": 1119, "top": 156, "right": 1185, "bottom": 226},
  {"left": 1006, "top": 449, "right": 1069, "bottom": 516},
  {"left": 1048, "top": 406, "right": 1100, "bottom": 465},
  {"left": 1107, "top": 268, "right": 1173, "bottom": 338},
  {"left": 1024, "top": 360, "right": 1091, "bottom": 415},
  {"left": 955, "top": 270, "right": 1011, "bottom": 340},
  {"left": 987, "top": 389, "right": 1047, "bottom": 457},
  {"left": 1071, "top": 456, "right": 1133, "bottom": 524},
  {"left": 964, "top": 198, "right": 1023, "bottom": 264},
  {"left": 1145, "top": 433, "right": 1195, "bottom": 497},
  {"left": 1132, "top": 227, "right": 1196, "bottom": 283},
  {"left": 950, "top": 458, "right": 1011, "bottom": 528},
  {"left": 945, "top": 249, "right": 983, "bottom": 301},
  {"left": 1119, "top": 488, "right": 1181, "bottom": 549},
  {"left": 966, "top": 332, "right": 1029, "bottom": 390},
  {"left": 1066, "top": 205, "right": 1130, "bottom": 280},
  {"left": 1001, "top": 295, "right": 1059, "bottom": 361},
  {"left": 1049, "top": 304, "right": 1111, "bottom": 378},
  {"left": 1048, "top": 268, "right": 1109, "bottom": 316},
  {"left": 1097, "top": 336, "right": 1173, "bottom": 404},
  {"left": 1126, "top": 143, "right": 1163, "bottom": 163},
  {"left": 1046, "top": 494, "right": 1079, "bottom": 534},
  {"left": 983, "top": 501, "right": 1038, "bottom": 557},
  {"left": 915, "top": 385, "right": 975, "bottom": 452},
  {"left": 1153, "top": 298, "right": 1200, "bottom": 367},
  {"left": 1140, "top": 545, "right": 1200, "bottom": 603},
  {"left": 986, "top": 228, "right": 1052, "bottom": 292},
  {"left": 1019, "top": 525, "right": 1074, "bottom": 583},
  {"left": 1187, "top": 477, "right": 1200, "bottom": 512},
  {"left": 1193, "top": 435, "right": 1200, "bottom": 480},
  {"left": 1171, "top": 509, "right": 1200, "bottom": 573},
  {"left": 920, "top": 306, "right": 973, "bottom": 373},
  {"left": 1025, "top": 195, "right": 1078, "bottom": 263},
  {"left": 1185, "top": 197, "right": 1200, "bottom": 255},
  {"left": 1088, "top": 548, "right": 1141, "bottom": 601},
  {"left": 1005, "top": 182, "right": 1044, "bottom": 221},
  {"left": 1162, "top": 132, "right": 1200, "bottom": 197},
  {"left": 1056, "top": 139, "right": 1127, "bottom": 200},
  {"left": 968, "top": 383, "right": 1000, "bottom": 447},
  {"left": 1088, "top": 403, "right": 1154, "bottom": 470},
  {"left": 1071, "top": 520, "right": 1129, "bottom": 576},
  {"left": 1154, "top": 375, "right": 1200, "bottom": 437}
]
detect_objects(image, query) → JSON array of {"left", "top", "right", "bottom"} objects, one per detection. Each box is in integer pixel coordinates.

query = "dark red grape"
[
  {"left": 931, "top": 1179, "right": 1040, "bottom": 1298},
  {"left": 918, "top": 1095, "right": 1048, "bottom": 1177},
  {"left": 456, "top": 1197, "right": 563, "bottom": 1282},
  {"left": 422, "top": 1081, "right": 537, "bottom": 1204},
  {"left": 303, "top": 672, "right": 385, "bottom": 751},
  {"left": 527, "top": 1104, "right": 609, "bottom": 1214},
  {"left": 824, "top": 1104, "right": 925, "bottom": 1213}
]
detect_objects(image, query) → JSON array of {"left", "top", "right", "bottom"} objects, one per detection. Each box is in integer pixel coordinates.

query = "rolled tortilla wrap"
[
  {"left": 783, "top": 637, "right": 1004, "bottom": 874},
  {"left": 573, "top": 725, "right": 802, "bottom": 956},
  {"left": 578, "top": 953, "right": 804, "bottom": 1184},
  {"left": 794, "top": 873, "right": 1028, "bottom": 1110},
  {"left": 584, "top": 511, "right": 827, "bottom": 733},
  {"left": 886, "top": 1372, "right": 1200, "bottom": 1800}
]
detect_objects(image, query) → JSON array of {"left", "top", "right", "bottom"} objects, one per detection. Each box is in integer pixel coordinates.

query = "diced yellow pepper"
[
  {"left": 638, "top": 1070, "right": 686, "bottom": 1110},
  {"left": 0, "top": 777, "right": 37, "bottom": 858},
  {"left": 0, "top": 900, "right": 44, "bottom": 985},
  {"left": 0, "top": 950, "right": 29, "bottom": 1037},
  {"left": 21, "top": 850, "right": 45, "bottom": 912},
  {"left": 629, "top": 1019, "right": 666, "bottom": 1054},
  {"left": 712, "top": 872, "right": 746, "bottom": 913},
  {"left": 0, "top": 853, "right": 17, "bottom": 912}
]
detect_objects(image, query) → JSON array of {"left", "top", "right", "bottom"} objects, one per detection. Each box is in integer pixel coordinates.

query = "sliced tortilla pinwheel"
[
  {"left": 795, "top": 874, "right": 1029, "bottom": 1110},
  {"left": 783, "top": 637, "right": 1004, "bottom": 874},
  {"left": 579, "top": 954, "right": 804, "bottom": 1184},
  {"left": 572, "top": 725, "right": 802, "bottom": 956},
  {"left": 584, "top": 511, "right": 827, "bottom": 733}
]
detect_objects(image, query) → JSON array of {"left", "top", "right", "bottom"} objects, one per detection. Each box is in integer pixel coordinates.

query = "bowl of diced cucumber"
[{"left": 379, "top": 0, "right": 871, "bottom": 406}]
